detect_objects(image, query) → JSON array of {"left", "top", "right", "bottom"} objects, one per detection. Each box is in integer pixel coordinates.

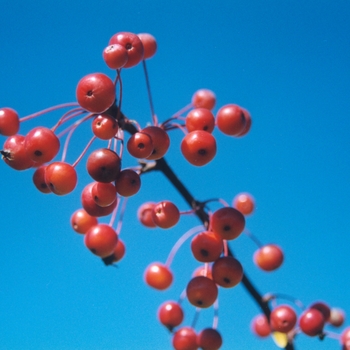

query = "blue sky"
[{"left": 0, "top": 1, "right": 350, "bottom": 349}]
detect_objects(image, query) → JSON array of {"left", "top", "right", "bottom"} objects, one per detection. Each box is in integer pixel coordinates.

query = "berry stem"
[
  {"left": 243, "top": 229, "right": 264, "bottom": 248},
  {"left": 19, "top": 102, "right": 80, "bottom": 122},
  {"left": 142, "top": 60, "right": 158, "bottom": 126},
  {"left": 71, "top": 135, "right": 97, "bottom": 168}
]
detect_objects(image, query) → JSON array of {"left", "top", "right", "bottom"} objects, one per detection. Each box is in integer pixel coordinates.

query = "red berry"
[
  {"left": 109, "top": 32, "right": 144, "bottom": 68},
  {"left": 76, "top": 73, "right": 115, "bottom": 113},
  {"left": 81, "top": 182, "right": 118, "bottom": 217},
  {"left": 45, "top": 161, "right": 77, "bottom": 195},
  {"left": 233, "top": 192, "right": 255, "bottom": 215},
  {"left": 251, "top": 314, "right": 271, "bottom": 337},
  {"left": 137, "top": 202, "right": 157, "bottom": 228},
  {"left": 186, "top": 276, "right": 218, "bottom": 308},
  {"left": 142, "top": 126, "right": 170, "bottom": 160},
  {"left": 270, "top": 305, "right": 297, "bottom": 333},
  {"left": 192, "top": 89, "right": 216, "bottom": 110},
  {"left": 102, "top": 44, "right": 128, "bottom": 69},
  {"left": 181, "top": 130, "right": 216, "bottom": 166},
  {"left": 84, "top": 224, "right": 118, "bottom": 258},
  {"left": 108, "top": 239, "right": 126, "bottom": 263},
  {"left": 309, "top": 301, "right": 331, "bottom": 322},
  {"left": 185, "top": 108, "right": 215, "bottom": 133},
  {"left": 91, "top": 182, "right": 117, "bottom": 207},
  {"left": 172, "top": 327, "right": 198, "bottom": 350},
  {"left": 197, "top": 328, "right": 222, "bottom": 350},
  {"left": 212, "top": 256, "right": 243, "bottom": 288},
  {"left": 299, "top": 308, "right": 325, "bottom": 336},
  {"left": 0, "top": 108, "right": 20, "bottom": 136},
  {"left": 341, "top": 327, "right": 350, "bottom": 346},
  {"left": 144, "top": 262, "right": 173, "bottom": 290},
  {"left": 115, "top": 169, "right": 141, "bottom": 197},
  {"left": 137, "top": 33, "right": 157, "bottom": 59},
  {"left": 92, "top": 114, "right": 118, "bottom": 140},
  {"left": 32, "top": 165, "right": 51, "bottom": 193},
  {"left": 216, "top": 104, "right": 246, "bottom": 136},
  {"left": 210, "top": 207, "right": 245, "bottom": 240},
  {"left": 86, "top": 148, "right": 121, "bottom": 183},
  {"left": 127, "top": 132, "right": 153, "bottom": 159},
  {"left": 158, "top": 301, "right": 184, "bottom": 330},
  {"left": 254, "top": 244, "right": 284, "bottom": 272},
  {"left": 152, "top": 200, "right": 180, "bottom": 229},
  {"left": 2, "top": 134, "right": 34, "bottom": 170},
  {"left": 71, "top": 208, "right": 98, "bottom": 234},
  {"left": 191, "top": 231, "right": 223, "bottom": 262},
  {"left": 25, "top": 127, "right": 60, "bottom": 163}
]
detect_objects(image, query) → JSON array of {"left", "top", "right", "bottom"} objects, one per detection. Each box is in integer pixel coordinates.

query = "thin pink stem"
[
  {"left": 19, "top": 102, "right": 80, "bottom": 122},
  {"left": 163, "top": 122, "right": 188, "bottom": 135},
  {"left": 116, "top": 196, "right": 128, "bottom": 234},
  {"left": 223, "top": 240, "right": 228, "bottom": 257},
  {"left": 212, "top": 299, "right": 219, "bottom": 329},
  {"left": 142, "top": 60, "right": 158, "bottom": 126},
  {"left": 243, "top": 229, "right": 263, "bottom": 248},
  {"left": 171, "top": 103, "right": 193, "bottom": 119},
  {"left": 71, "top": 135, "right": 97, "bottom": 168},
  {"left": 51, "top": 108, "right": 87, "bottom": 132},
  {"left": 165, "top": 225, "right": 204, "bottom": 267}
]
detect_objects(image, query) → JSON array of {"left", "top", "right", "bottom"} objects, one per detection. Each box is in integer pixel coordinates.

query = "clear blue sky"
[{"left": 0, "top": 1, "right": 349, "bottom": 349}]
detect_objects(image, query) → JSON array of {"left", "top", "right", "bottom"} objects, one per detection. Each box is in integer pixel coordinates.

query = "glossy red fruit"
[
  {"left": 172, "top": 327, "right": 198, "bottom": 350},
  {"left": 186, "top": 276, "right": 218, "bottom": 308},
  {"left": 254, "top": 244, "right": 284, "bottom": 272},
  {"left": 144, "top": 263, "right": 173, "bottom": 290},
  {"left": 109, "top": 32, "right": 144, "bottom": 68},
  {"left": 102, "top": 44, "right": 128, "bottom": 69},
  {"left": 76, "top": 73, "right": 115, "bottom": 113},
  {"left": 212, "top": 256, "right": 243, "bottom": 288},
  {"left": 185, "top": 108, "right": 215, "bottom": 133},
  {"left": 142, "top": 126, "right": 170, "bottom": 160},
  {"left": 329, "top": 308, "right": 345, "bottom": 327},
  {"left": 299, "top": 308, "right": 325, "bottom": 336},
  {"left": 115, "top": 169, "right": 141, "bottom": 197},
  {"left": 137, "top": 33, "right": 157, "bottom": 59},
  {"left": 70, "top": 208, "right": 98, "bottom": 234},
  {"left": 191, "top": 231, "right": 223, "bottom": 262},
  {"left": 236, "top": 108, "right": 252, "bottom": 137},
  {"left": 251, "top": 314, "right": 271, "bottom": 337},
  {"left": 109, "top": 239, "right": 126, "bottom": 263},
  {"left": 45, "top": 161, "right": 77, "bottom": 195},
  {"left": 92, "top": 114, "right": 118, "bottom": 140},
  {"left": 152, "top": 200, "right": 180, "bottom": 229},
  {"left": 32, "top": 165, "right": 51, "bottom": 193},
  {"left": 2, "top": 134, "right": 34, "bottom": 170},
  {"left": 233, "top": 192, "right": 255, "bottom": 215},
  {"left": 0, "top": 108, "right": 20, "bottom": 136},
  {"left": 192, "top": 89, "right": 216, "bottom": 110},
  {"left": 310, "top": 302, "right": 331, "bottom": 322},
  {"left": 25, "top": 127, "right": 60, "bottom": 163},
  {"left": 81, "top": 182, "right": 118, "bottom": 217},
  {"left": 127, "top": 132, "right": 153, "bottom": 159},
  {"left": 210, "top": 207, "right": 245, "bottom": 240},
  {"left": 91, "top": 182, "right": 117, "bottom": 207},
  {"left": 86, "top": 148, "right": 121, "bottom": 183},
  {"left": 181, "top": 130, "right": 216, "bottom": 166},
  {"left": 216, "top": 104, "right": 246, "bottom": 136},
  {"left": 137, "top": 202, "right": 157, "bottom": 228},
  {"left": 341, "top": 327, "right": 350, "bottom": 346},
  {"left": 270, "top": 305, "right": 297, "bottom": 333},
  {"left": 197, "top": 328, "right": 222, "bottom": 350},
  {"left": 158, "top": 301, "right": 184, "bottom": 330},
  {"left": 84, "top": 224, "right": 118, "bottom": 258}
]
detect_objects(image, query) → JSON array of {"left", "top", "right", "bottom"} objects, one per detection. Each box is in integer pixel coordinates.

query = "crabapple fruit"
[
  {"left": 185, "top": 108, "right": 215, "bottom": 133},
  {"left": 251, "top": 314, "right": 271, "bottom": 337},
  {"left": 127, "top": 132, "right": 153, "bottom": 159},
  {"left": 186, "top": 276, "right": 218, "bottom": 308},
  {"left": 144, "top": 263, "right": 173, "bottom": 290},
  {"left": 197, "top": 328, "right": 222, "bottom": 350},
  {"left": 137, "top": 202, "right": 157, "bottom": 228},
  {"left": 137, "top": 33, "right": 157, "bottom": 59},
  {"left": 71, "top": 208, "right": 98, "bottom": 234},
  {"left": 254, "top": 244, "right": 284, "bottom": 272},
  {"left": 192, "top": 89, "right": 216, "bottom": 110},
  {"left": 270, "top": 305, "right": 297, "bottom": 333},
  {"left": 76, "top": 73, "right": 115, "bottom": 113},
  {"left": 212, "top": 256, "right": 243, "bottom": 288},
  {"left": 172, "top": 327, "right": 198, "bottom": 350},
  {"left": 32, "top": 165, "right": 51, "bottom": 194},
  {"left": 92, "top": 114, "right": 118, "bottom": 140},
  {"left": 152, "top": 200, "right": 180, "bottom": 229},
  {"left": 233, "top": 192, "right": 255, "bottom": 216},
  {"left": 142, "top": 126, "right": 170, "bottom": 160},
  {"left": 216, "top": 104, "right": 246, "bottom": 136},
  {"left": 45, "top": 161, "right": 77, "bottom": 195},
  {"left": 102, "top": 44, "right": 128, "bottom": 69},
  {"left": 158, "top": 301, "right": 184, "bottom": 330},
  {"left": 299, "top": 308, "right": 325, "bottom": 336},
  {"left": 0, "top": 108, "right": 20, "bottom": 136},
  {"left": 91, "top": 182, "right": 117, "bottom": 207},
  {"left": 191, "top": 231, "right": 223, "bottom": 262},
  {"left": 329, "top": 307, "right": 345, "bottom": 327},
  {"left": 115, "top": 169, "right": 141, "bottom": 197}
]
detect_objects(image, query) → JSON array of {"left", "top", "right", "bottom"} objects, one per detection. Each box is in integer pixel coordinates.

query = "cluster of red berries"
[{"left": 1, "top": 31, "right": 348, "bottom": 350}]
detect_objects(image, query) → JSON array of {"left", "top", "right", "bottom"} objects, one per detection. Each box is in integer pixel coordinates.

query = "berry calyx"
[
  {"left": 92, "top": 114, "right": 118, "bottom": 140},
  {"left": 191, "top": 231, "right": 223, "bottom": 262},
  {"left": 102, "top": 44, "right": 128, "bottom": 69},
  {"left": 127, "top": 132, "right": 153, "bottom": 159},
  {"left": 185, "top": 108, "right": 215, "bottom": 133}
]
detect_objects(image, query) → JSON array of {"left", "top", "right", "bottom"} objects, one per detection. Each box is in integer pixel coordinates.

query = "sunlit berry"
[
  {"left": 0, "top": 108, "right": 20, "bottom": 136},
  {"left": 71, "top": 208, "right": 98, "bottom": 234},
  {"left": 233, "top": 192, "right": 255, "bottom": 216},
  {"left": 137, "top": 33, "right": 157, "bottom": 59},
  {"left": 251, "top": 314, "right": 271, "bottom": 337},
  {"left": 197, "top": 328, "right": 222, "bottom": 350},
  {"left": 186, "top": 276, "right": 218, "bottom": 308},
  {"left": 152, "top": 200, "right": 180, "bottom": 229},
  {"left": 144, "top": 262, "right": 173, "bottom": 290},
  {"left": 158, "top": 301, "right": 184, "bottom": 330},
  {"left": 45, "top": 161, "right": 77, "bottom": 195},
  {"left": 216, "top": 104, "right": 246, "bottom": 136},
  {"left": 192, "top": 89, "right": 216, "bottom": 110},
  {"left": 254, "top": 244, "right": 284, "bottom": 272}
]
